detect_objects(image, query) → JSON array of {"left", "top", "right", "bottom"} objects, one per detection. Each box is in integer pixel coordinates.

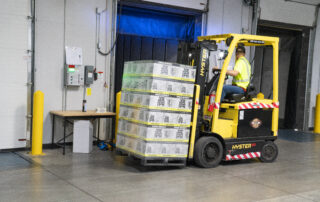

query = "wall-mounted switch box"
[{"left": 84, "top": 66, "right": 94, "bottom": 85}]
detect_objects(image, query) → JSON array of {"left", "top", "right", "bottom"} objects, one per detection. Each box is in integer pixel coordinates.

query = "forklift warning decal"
[
  {"left": 231, "top": 143, "right": 253, "bottom": 150},
  {"left": 238, "top": 102, "right": 279, "bottom": 110},
  {"left": 226, "top": 152, "right": 261, "bottom": 161},
  {"left": 200, "top": 49, "right": 208, "bottom": 77}
]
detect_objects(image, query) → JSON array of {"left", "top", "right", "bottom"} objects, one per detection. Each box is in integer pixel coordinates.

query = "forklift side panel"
[
  {"left": 237, "top": 109, "right": 273, "bottom": 138},
  {"left": 214, "top": 119, "right": 233, "bottom": 139},
  {"left": 225, "top": 139, "right": 266, "bottom": 156}
]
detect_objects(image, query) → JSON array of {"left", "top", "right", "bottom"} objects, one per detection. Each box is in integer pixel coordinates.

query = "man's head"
[{"left": 236, "top": 45, "right": 245, "bottom": 60}]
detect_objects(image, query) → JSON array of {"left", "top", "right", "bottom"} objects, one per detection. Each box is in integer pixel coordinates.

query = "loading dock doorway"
[
  {"left": 114, "top": 2, "right": 203, "bottom": 100},
  {"left": 253, "top": 20, "right": 310, "bottom": 130}
]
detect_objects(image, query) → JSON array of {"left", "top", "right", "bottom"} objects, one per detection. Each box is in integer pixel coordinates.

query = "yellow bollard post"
[
  {"left": 31, "top": 91, "right": 45, "bottom": 155},
  {"left": 114, "top": 91, "right": 121, "bottom": 144},
  {"left": 314, "top": 94, "right": 320, "bottom": 134}
]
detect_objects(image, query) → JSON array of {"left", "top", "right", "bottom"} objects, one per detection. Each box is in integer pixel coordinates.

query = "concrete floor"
[{"left": 1, "top": 132, "right": 320, "bottom": 202}]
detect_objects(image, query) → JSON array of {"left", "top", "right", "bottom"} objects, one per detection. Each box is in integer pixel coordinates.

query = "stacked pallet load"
[{"left": 116, "top": 60, "right": 196, "bottom": 166}]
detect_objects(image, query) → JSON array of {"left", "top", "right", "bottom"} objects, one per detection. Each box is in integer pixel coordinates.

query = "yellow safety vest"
[{"left": 232, "top": 56, "right": 251, "bottom": 89}]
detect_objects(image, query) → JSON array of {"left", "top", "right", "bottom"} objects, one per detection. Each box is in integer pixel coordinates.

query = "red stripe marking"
[
  {"left": 248, "top": 103, "right": 254, "bottom": 109},
  {"left": 248, "top": 153, "right": 254, "bottom": 158},
  {"left": 214, "top": 103, "right": 220, "bottom": 109}
]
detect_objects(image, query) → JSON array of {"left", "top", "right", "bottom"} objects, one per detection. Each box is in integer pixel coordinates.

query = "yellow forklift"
[
  {"left": 115, "top": 33, "right": 279, "bottom": 168},
  {"left": 183, "top": 33, "right": 279, "bottom": 167}
]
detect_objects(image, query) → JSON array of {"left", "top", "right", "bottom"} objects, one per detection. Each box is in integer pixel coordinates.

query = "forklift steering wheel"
[
  {"left": 213, "top": 69, "right": 221, "bottom": 73},
  {"left": 213, "top": 69, "right": 228, "bottom": 80}
]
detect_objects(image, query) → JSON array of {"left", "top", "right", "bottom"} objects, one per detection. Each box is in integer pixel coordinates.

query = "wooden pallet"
[{"left": 116, "top": 148, "right": 187, "bottom": 167}]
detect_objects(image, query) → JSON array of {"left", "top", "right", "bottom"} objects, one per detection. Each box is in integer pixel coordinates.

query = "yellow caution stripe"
[
  {"left": 119, "top": 116, "right": 191, "bottom": 128},
  {"left": 123, "top": 73, "right": 195, "bottom": 83},
  {"left": 120, "top": 103, "right": 192, "bottom": 113},
  {"left": 117, "top": 145, "right": 188, "bottom": 158},
  {"left": 117, "top": 132, "right": 189, "bottom": 143}
]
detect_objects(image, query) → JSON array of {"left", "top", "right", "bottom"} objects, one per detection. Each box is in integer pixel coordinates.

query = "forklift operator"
[{"left": 213, "top": 45, "right": 251, "bottom": 102}]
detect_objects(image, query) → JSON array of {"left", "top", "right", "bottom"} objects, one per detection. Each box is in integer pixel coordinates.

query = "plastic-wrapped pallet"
[
  {"left": 120, "top": 92, "right": 193, "bottom": 112},
  {"left": 123, "top": 61, "right": 196, "bottom": 81},
  {"left": 116, "top": 60, "right": 196, "bottom": 166},
  {"left": 118, "top": 119, "right": 190, "bottom": 141},
  {"left": 122, "top": 77, "right": 194, "bottom": 96},
  {"left": 117, "top": 134, "right": 189, "bottom": 157}
]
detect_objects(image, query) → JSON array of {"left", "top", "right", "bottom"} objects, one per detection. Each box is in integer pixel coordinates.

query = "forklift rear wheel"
[
  {"left": 260, "top": 141, "right": 278, "bottom": 163},
  {"left": 194, "top": 136, "right": 223, "bottom": 168}
]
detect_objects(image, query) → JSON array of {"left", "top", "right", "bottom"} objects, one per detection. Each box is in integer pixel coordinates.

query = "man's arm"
[
  {"left": 226, "top": 70, "right": 239, "bottom": 77},
  {"left": 213, "top": 66, "right": 239, "bottom": 77}
]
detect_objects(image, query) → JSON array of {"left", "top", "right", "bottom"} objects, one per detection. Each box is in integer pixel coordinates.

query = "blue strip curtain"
[{"left": 117, "top": 6, "right": 196, "bottom": 41}]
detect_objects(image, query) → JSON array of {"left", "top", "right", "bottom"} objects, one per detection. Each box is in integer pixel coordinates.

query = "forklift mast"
[{"left": 177, "top": 41, "right": 216, "bottom": 141}]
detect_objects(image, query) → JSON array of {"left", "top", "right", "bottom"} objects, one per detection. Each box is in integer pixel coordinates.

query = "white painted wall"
[
  {"left": 207, "top": 0, "right": 252, "bottom": 36},
  {"left": 206, "top": 0, "right": 253, "bottom": 80},
  {"left": 260, "top": 0, "right": 317, "bottom": 26},
  {"left": 308, "top": 8, "right": 320, "bottom": 127},
  {"left": 35, "top": 0, "right": 114, "bottom": 144},
  {"left": 0, "top": 0, "right": 30, "bottom": 149}
]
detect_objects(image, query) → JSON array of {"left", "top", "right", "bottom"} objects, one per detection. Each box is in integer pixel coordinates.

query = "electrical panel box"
[
  {"left": 65, "top": 65, "right": 84, "bottom": 86},
  {"left": 84, "top": 65, "right": 94, "bottom": 85}
]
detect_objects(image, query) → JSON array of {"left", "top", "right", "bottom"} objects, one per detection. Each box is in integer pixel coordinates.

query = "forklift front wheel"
[
  {"left": 260, "top": 141, "right": 278, "bottom": 163},
  {"left": 194, "top": 136, "right": 223, "bottom": 168}
]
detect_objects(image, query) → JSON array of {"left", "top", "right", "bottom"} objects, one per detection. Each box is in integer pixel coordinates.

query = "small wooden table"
[{"left": 50, "top": 110, "right": 116, "bottom": 155}]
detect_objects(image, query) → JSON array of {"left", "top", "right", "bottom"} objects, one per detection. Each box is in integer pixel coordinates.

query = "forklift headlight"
[{"left": 218, "top": 50, "right": 228, "bottom": 60}]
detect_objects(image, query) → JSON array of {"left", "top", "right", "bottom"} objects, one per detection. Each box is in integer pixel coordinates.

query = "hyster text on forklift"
[{"left": 178, "top": 33, "right": 279, "bottom": 168}]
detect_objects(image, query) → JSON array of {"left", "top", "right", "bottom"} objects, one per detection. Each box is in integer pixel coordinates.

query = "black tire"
[
  {"left": 194, "top": 136, "right": 223, "bottom": 168},
  {"left": 260, "top": 141, "right": 278, "bottom": 163}
]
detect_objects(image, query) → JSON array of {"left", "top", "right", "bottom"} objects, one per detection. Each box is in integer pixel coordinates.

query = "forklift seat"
[{"left": 223, "top": 85, "right": 256, "bottom": 103}]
